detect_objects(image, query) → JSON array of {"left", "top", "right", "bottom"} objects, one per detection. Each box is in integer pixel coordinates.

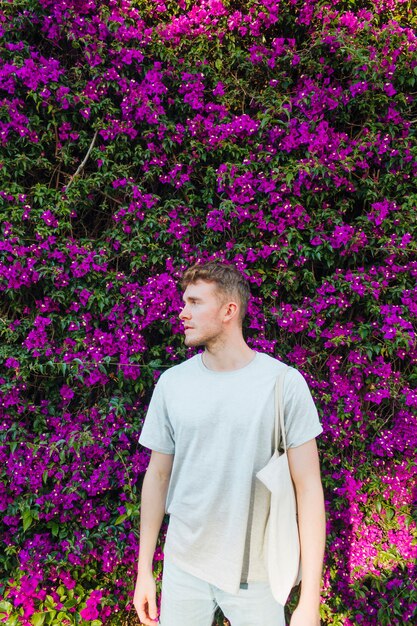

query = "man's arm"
[
  {"left": 133, "top": 451, "right": 174, "bottom": 626},
  {"left": 288, "top": 439, "right": 326, "bottom": 626}
]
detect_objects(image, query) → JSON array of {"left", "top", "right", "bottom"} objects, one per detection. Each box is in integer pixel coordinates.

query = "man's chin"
[{"left": 184, "top": 336, "right": 203, "bottom": 348}]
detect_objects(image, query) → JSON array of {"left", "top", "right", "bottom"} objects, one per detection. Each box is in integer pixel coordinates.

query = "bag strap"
[{"left": 274, "top": 367, "right": 288, "bottom": 453}]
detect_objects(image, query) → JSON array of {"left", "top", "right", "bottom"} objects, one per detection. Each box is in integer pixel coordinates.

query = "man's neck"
[{"left": 202, "top": 340, "right": 255, "bottom": 372}]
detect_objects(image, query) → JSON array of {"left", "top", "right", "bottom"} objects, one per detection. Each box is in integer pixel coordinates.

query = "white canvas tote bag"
[{"left": 256, "top": 368, "right": 302, "bottom": 606}]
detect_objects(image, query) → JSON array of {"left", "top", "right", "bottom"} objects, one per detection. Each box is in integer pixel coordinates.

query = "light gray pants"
[{"left": 159, "top": 558, "right": 285, "bottom": 626}]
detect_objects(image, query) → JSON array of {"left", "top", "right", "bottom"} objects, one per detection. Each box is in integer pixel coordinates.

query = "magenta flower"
[
  {"left": 59, "top": 385, "right": 75, "bottom": 401},
  {"left": 40, "top": 210, "right": 59, "bottom": 228}
]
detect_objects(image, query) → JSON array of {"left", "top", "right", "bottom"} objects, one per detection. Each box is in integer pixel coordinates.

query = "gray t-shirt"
[{"left": 139, "top": 352, "right": 322, "bottom": 594}]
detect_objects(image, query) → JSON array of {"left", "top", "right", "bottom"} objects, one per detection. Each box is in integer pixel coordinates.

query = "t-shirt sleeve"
[
  {"left": 139, "top": 375, "right": 175, "bottom": 455},
  {"left": 283, "top": 367, "right": 323, "bottom": 448}
]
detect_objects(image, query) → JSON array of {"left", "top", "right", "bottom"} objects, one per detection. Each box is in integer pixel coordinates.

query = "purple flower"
[
  {"left": 5, "top": 357, "right": 20, "bottom": 369},
  {"left": 384, "top": 82, "right": 397, "bottom": 97},
  {"left": 80, "top": 605, "right": 99, "bottom": 621},
  {"left": 40, "top": 210, "right": 59, "bottom": 228},
  {"left": 59, "top": 385, "right": 75, "bottom": 401},
  {"left": 212, "top": 81, "right": 225, "bottom": 97}
]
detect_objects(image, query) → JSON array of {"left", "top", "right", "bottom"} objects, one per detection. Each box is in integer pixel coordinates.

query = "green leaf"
[
  {"left": 385, "top": 508, "right": 395, "bottom": 521},
  {"left": 44, "top": 610, "right": 57, "bottom": 624},
  {"left": 44, "top": 596, "right": 56, "bottom": 609},
  {"left": 64, "top": 599, "right": 78, "bottom": 609},
  {"left": 22, "top": 509, "right": 33, "bottom": 532},
  {"left": 0, "top": 601, "right": 13, "bottom": 614},
  {"left": 31, "top": 613, "right": 46, "bottom": 626}
]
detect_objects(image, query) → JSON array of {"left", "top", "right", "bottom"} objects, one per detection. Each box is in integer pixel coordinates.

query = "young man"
[{"left": 133, "top": 261, "right": 325, "bottom": 626}]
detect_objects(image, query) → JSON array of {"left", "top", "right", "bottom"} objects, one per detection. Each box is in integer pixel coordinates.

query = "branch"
[{"left": 66, "top": 129, "right": 99, "bottom": 189}]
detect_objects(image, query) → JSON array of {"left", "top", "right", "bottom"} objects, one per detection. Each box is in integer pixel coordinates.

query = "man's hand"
[
  {"left": 133, "top": 572, "right": 159, "bottom": 626},
  {"left": 289, "top": 604, "right": 321, "bottom": 626}
]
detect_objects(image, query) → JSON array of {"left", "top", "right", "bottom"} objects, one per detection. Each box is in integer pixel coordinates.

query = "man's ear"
[{"left": 223, "top": 301, "right": 239, "bottom": 322}]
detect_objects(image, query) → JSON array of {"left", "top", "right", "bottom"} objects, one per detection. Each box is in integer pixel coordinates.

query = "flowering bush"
[{"left": 1, "top": 0, "right": 416, "bottom": 624}]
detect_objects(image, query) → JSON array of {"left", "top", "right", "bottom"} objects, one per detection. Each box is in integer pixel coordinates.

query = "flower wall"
[{"left": 0, "top": 0, "right": 416, "bottom": 624}]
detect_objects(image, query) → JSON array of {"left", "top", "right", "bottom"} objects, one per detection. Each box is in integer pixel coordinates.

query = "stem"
[{"left": 66, "top": 129, "right": 99, "bottom": 189}]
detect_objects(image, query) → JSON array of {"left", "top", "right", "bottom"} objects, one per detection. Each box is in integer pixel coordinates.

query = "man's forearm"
[
  {"left": 134, "top": 452, "right": 172, "bottom": 626},
  {"left": 138, "top": 467, "right": 170, "bottom": 574},
  {"left": 296, "top": 481, "right": 326, "bottom": 607}
]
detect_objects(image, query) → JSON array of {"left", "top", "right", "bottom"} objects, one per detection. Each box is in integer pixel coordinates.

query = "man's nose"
[{"left": 179, "top": 305, "right": 189, "bottom": 320}]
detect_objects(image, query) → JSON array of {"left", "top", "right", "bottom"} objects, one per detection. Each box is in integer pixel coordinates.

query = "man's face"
[{"left": 179, "top": 280, "right": 228, "bottom": 347}]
